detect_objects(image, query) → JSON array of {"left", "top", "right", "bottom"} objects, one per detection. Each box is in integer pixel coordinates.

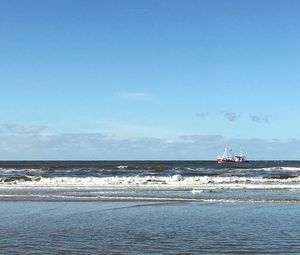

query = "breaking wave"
[
  {"left": 258, "top": 167, "right": 300, "bottom": 172},
  {"left": 1, "top": 174, "right": 299, "bottom": 190}
]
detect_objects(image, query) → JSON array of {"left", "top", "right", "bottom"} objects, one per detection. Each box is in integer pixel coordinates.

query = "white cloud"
[
  {"left": 196, "top": 111, "right": 271, "bottom": 124},
  {"left": 0, "top": 131, "right": 299, "bottom": 160},
  {"left": 223, "top": 112, "right": 237, "bottom": 122},
  {"left": 250, "top": 115, "right": 270, "bottom": 124},
  {"left": 118, "top": 92, "right": 152, "bottom": 101},
  {"left": 3, "top": 124, "right": 47, "bottom": 134},
  {"left": 195, "top": 112, "right": 210, "bottom": 118}
]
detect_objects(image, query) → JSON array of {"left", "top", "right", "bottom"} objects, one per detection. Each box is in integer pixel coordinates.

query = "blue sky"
[{"left": 1, "top": 0, "right": 300, "bottom": 159}]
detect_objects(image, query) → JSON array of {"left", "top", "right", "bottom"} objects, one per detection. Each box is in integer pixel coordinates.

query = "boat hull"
[
  {"left": 217, "top": 159, "right": 235, "bottom": 164},
  {"left": 217, "top": 161, "right": 251, "bottom": 168}
]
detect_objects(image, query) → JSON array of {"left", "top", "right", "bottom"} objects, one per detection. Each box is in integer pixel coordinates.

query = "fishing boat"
[{"left": 217, "top": 145, "right": 249, "bottom": 164}]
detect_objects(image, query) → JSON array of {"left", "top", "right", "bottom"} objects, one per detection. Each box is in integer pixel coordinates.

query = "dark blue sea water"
[{"left": 0, "top": 161, "right": 299, "bottom": 254}]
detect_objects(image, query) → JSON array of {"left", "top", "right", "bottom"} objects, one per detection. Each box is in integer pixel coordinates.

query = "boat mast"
[{"left": 222, "top": 144, "right": 228, "bottom": 159}]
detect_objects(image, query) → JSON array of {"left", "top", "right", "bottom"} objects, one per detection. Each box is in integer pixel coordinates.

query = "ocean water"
[
  {"left": 0, "top": 161, "right": 299, "bottom": 254},
  {"left": 0, "top": 161, "right": 300, "bottom": 202}
]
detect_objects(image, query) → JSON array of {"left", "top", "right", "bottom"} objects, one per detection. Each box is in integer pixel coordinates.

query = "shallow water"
[{"left": 0, "top": 201, "right": 299, "bottom": 254}]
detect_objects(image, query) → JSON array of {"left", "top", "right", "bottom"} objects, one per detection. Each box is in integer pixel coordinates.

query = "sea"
[{"left": 0, "top": 160, "right": 299, "bottom": 254}]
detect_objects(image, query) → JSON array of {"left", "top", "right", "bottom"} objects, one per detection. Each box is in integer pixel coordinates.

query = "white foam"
[
  {"left": 0, "top": 175, "right": 299, "bottom": 190},
  {"left": 258, "top": 167, "right": 300, "bottom": 172},
  {"left": 116, "top": 165, "right": 128, "bottom": 169},
  {"left": 0, "top": 168, "right": 27, "bottom": 173},
  {"left": 279, "top": 167, "right": 300, "bottom": 171},
  {"left": 191, "top": 189, "right": 204, "bottom": 193},
  {"left": 172, "top": 174, "right": 183, "bottom": 181}
]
